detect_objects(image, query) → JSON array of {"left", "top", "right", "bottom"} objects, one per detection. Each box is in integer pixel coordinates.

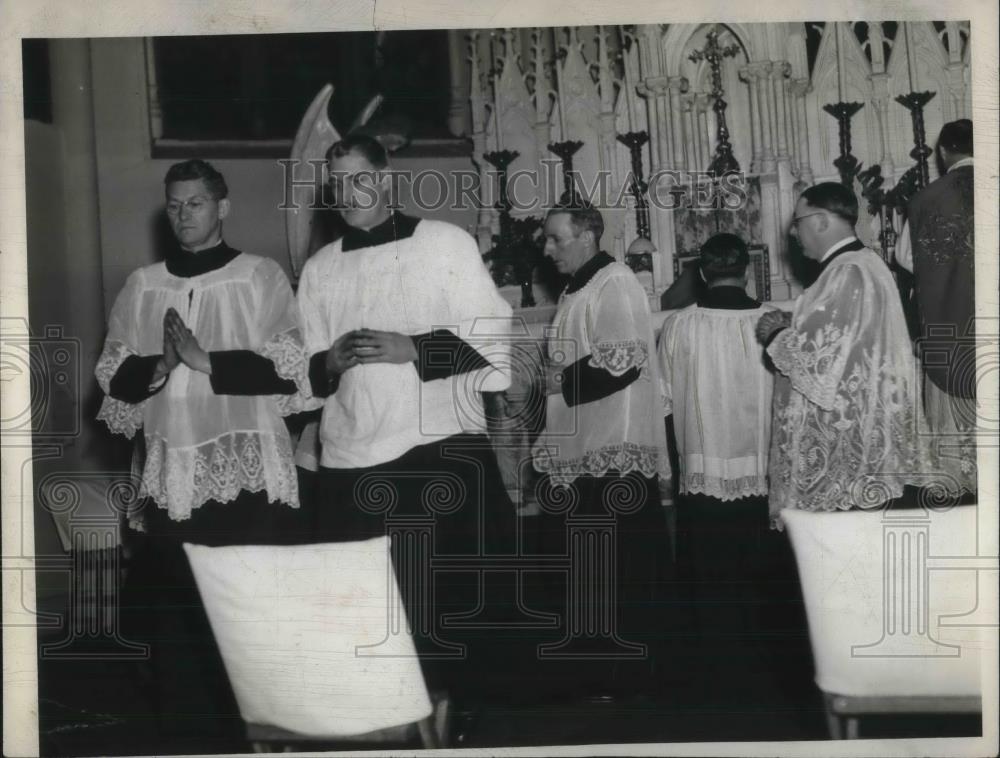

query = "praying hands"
[{"left": 160, "top": 307, "right": 212, "bottom": 374}]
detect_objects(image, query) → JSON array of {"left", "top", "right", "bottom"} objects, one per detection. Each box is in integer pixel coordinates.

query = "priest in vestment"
[
  {"left": 895, "top": 119, "right": 978, "bottom": 497},
  {"left": 531, "top": 201, "right": 672, "bottom": 701},
  {"left": 758, "top": 183, "right": 945, "bottom": 522},
  {"left": 95, "top": 159, "right": 314, "bottom": 752}
]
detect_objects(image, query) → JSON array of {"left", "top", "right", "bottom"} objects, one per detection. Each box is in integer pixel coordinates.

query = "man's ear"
[{"left": 217, "top": 198, "right": 231, "bottom": 221}]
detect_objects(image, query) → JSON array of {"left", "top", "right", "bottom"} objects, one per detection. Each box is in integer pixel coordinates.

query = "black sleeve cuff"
[
  {"left": 762, "top": 325, "right": 788, "bottom": 350},
  {"left": 208, "top": 350, "right": 297, "bottom": 396},
  {"left": 308, "top": 351, "right": 340, "bottom": 398},
  {"left": 411, "top": 329, "right": 493, "bottom": 382},
  {"left": 561, "top": 354, "right": 640, "bottom": 407},
  {"left": 108, "top": 354, "right": 165, "bottom": 403}
]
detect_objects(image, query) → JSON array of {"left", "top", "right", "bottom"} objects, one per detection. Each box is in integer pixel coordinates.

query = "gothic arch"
[{"left": 661, "top": 22, "right": 755, "bottom": 76}]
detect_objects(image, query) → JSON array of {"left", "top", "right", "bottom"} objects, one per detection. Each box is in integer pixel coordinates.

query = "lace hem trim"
[
  {"left": 533, "top": 441, "right": 665, "bottom": 486},
  {"left": 681, "top": 473, "right": 768, "bottom": 501},
  {"left": 138, "top": 430, "right": 298, "bottom": 522}
]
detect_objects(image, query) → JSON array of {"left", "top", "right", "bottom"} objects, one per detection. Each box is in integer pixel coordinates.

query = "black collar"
[
  {"left": 565, "top": 251, "right": 615, "bottom": 295},
  {"left": 697, "top": 285, "right": 761, "bottom": 310},
  {"left": 342, "top": 212, "right": 420, "bottom": 252},
  {"left": 165, "top": 240, "right": 241, "bottom": 278},
  {"left": 817, "top": 238, "right": 866, "bottom": 275}
]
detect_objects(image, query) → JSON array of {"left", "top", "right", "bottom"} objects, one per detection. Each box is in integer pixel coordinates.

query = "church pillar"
[
  {"left": 791, "top": 79, "right": 814, "bottom": 185},
  {"left": 645, "top": 77, "right": 671, "bottom": 173},
  {"left": 695, "top": 94, "right": 712, "bottom": 170},
  {"left": 770, "top": 61, "right": 791, "bottom": 160},
  {"left": 467, "top": 32, "right": 494, "bottom": 253},
  {"left": 751, "top": 62, "right": 776, "bottom": 173},
  {"left": 681, "top": 93, "right": 698, "bottom": 170},
  {"left": 667, "top": 76, "right": 687, "bottom": 170},
  {"left": 739, "top": 64, "right": 765, "bottom": 174},
  {"left": 637, "top": 82, "right": 661, "bottom": 171},
  {"left": 46, "top": 39, "right": 109, "bottom": 468}
]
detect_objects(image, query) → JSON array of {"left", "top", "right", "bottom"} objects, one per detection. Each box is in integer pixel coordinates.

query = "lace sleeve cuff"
[
  {"left": 767, "top": 327, "right": 840, "bottom": 412},
  {"left": 257, "top": 328, "right": 323, "bottom": 415},
  {"left": 95, "top": 340, "right": 144, "bottom": 438},
  {"left": 588, "top": 340, "right": 649, "bottom": 377}
]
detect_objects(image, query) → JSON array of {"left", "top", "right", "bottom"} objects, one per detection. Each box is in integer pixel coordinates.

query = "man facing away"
[
  {"left": 756, "top": 182, "right": 949, "bottom": 522},
  {"left": 95, "top": 159, "right": 313, "bottom": 752},
  {"left": 530, "top": 199, "right": 672, "bottom": 702},
  {"left": 896, "top": 118, "right": 978, "bottom": 497},
  {"left": 296, "top": 134, "right": 516, "bottom": 706},
  {"left": 656, "top": 232, "right": 776, "bottom": 681}
]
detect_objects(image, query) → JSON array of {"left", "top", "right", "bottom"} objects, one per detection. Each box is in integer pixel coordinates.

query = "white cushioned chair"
[
  {"left": 781, "top": 505, "right": 986, "bottom": 739},
  {"left": 183, "top": 536, "right": 449, "bottom": 750}
]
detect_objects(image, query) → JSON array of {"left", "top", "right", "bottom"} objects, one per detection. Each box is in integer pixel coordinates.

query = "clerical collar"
[
  {"left": 948, "top": 157, "right": 974, "bottom": 173},
  {"left": 565, "top": 251, "right": 615, "bottom": 295},
  {"left": 817, "top": 237, "right": 866, "bottom": 275},
  {"left": 697, "top": 285, "right": 761, "bottom": 310},
  {"left": 341, "top": 212, "right": 420, "bottom": 252},
  {"left": 165, "top": 239, "right": 240, "bottom": 278}
]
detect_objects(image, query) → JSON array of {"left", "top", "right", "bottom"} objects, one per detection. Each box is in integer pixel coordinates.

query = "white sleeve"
[{"left": 895, "top": 220, "right": 913, "bottom": 273}]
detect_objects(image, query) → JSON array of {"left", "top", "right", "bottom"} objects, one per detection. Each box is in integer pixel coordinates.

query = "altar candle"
[
  {"left": 554, "top": 28, "right": 569, "bottom": 140},
  {"left": 904, "top": 22, "right": 918, "bottom": 91},
  {"left": 622, "top": 35, "right": 636, "bottom": 132},
  {"left": 492, "top": 33, "right": 504, "bottom": 150},
  {"left": 834, "top": 22, "right": 845, "bottom": 101}
]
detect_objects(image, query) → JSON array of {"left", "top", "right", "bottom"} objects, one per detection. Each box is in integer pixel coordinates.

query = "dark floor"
[{"left": 34, "top": 534, "right": 982, "bottom": 755}]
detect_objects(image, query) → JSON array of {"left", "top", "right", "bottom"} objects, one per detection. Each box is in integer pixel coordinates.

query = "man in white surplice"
[
  {"left": 757, "top": 182, "right": 941, "bottom": 523},
  {"left": 531, "top": 200, "right": 672, "bottom": 701},
  {"left": 657, "top": 232, "right": 776, "bottom": 619}
]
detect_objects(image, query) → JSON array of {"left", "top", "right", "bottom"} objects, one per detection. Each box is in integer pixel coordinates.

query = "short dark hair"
[
  {"left": 938, "top": 119, "right": 973, "bottom": 156},
  {"left": 800, "top": 182, "right": 858, "bottom": 226},
  {"left": 164, "top": 159, "right": 228, "bottom": 199},
  {"left": 699, "top": 233, "right": 749, "bottom": 282},
  {"left": 327, "top": 134, "right": 388, "bottom": 169},
  {"left": 545, "top": 195, "right": 604, "bottom": 244}
]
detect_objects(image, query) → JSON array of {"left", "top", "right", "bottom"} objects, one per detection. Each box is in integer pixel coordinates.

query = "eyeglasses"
[
  {"left": 791, "top": 211, "right": 826, "bottom": 228},
  {"left": 166, "top": 196, "right": 214, "bottom": 216}
]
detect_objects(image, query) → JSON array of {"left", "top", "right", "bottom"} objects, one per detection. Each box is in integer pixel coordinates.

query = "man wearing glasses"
[
  {"left": 755, "top": 182, "right": 943, "bottom": 525},
  {"left": 95, "top": 159, "right": 313, "bottom": 752}
]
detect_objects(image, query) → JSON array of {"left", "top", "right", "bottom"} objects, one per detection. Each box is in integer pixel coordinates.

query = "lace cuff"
[
  {"left": 588, "top": 340, "right": 648, "bottom": 377},
  {"left": 767, "top": 326, "right": 844, "bottom": 411},
  {"left": 258, "top": 328, "right": 322, "bottom": 415},
  {"left": 95, "top": 340, "right": 144, "bottom": 438}
]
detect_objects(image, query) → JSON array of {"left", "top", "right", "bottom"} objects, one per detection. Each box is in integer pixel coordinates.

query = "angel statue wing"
[{"left": 285, "top": 86, "right": 385, "bottom": 280}]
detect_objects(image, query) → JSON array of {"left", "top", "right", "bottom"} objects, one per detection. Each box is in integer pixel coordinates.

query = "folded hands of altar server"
[
  {"left": 330, "top": 328, "right": 419, "bottom": 370},
  {"left": 163, "top": 307, "right": 212, "bottom": 374},
  {"left": 755, "top": 309, "right": 792, "bottom": 345}
]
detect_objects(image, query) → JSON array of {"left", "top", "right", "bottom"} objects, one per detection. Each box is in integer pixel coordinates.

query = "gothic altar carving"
[{"left": 462, "top": 21, "right": 969, "bottom": 308}]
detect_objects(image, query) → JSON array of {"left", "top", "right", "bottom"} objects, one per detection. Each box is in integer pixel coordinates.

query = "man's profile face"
[
  {"left": 543, "top": 213, "right": 592, "bottom": 276},
  {"left": 166, "top": 179, "right": 228, "bottom": 252},
  {"left": 790, "top": 198, "right": 824, "bottom": 260},
  {"left": 328, "top": 150, "right": 390, "bottom": 231}
]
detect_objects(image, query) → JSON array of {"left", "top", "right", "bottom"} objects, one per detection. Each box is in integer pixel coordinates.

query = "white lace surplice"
[
  {"left": 532, "top": 262, "right": 669, "bottom": 487},
  {"left": 658, "top": 304, "right": 775, "bottom": 500},
  {"left": 767, "top": 249, "right": 946, "bottom": 519},
  {"left": 95, "top": 254, "right": 316, "bottom": 523}
]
